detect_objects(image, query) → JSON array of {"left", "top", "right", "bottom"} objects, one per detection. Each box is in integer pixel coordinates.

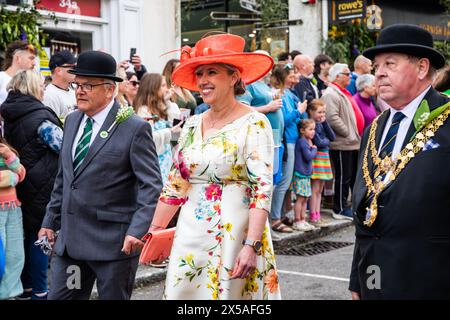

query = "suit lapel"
[
  {"left": 73, "top": 102, "right": 120, "bottom": 179},
  {"left": 382, "top": 87, "right": 448, "bottom": 191}
]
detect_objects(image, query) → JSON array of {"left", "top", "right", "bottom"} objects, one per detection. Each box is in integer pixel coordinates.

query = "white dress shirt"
[
  {"left": 72, "top": 99, "right": 115, "bottom": 160},
  {"left": 378, "top": 86, "right": 431, "bottom": 160}
]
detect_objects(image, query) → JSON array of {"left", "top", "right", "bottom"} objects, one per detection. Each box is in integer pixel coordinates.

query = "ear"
[
  {"left": 230, "top": 71, "right": 239, "bottom": 87},
  {"left": 417, "top": 58, "right": 430, "bottom": 80}
]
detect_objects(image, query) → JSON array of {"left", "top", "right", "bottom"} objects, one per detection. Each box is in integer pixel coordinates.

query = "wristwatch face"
[{"left": 253, "top": 241, "right": 262, "bottom": 252}]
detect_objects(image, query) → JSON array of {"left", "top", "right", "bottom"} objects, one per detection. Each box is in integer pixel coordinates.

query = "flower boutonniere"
[
  {"left": 101, "top": 106, "right": 134, "bottom": 138},
  {"left": 413, "top": 99, "right": 450, "bottom": 134}
]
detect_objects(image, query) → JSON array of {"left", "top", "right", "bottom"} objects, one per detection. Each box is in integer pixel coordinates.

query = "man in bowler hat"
[
  {"left": 350, "top": 24, "right": 450, "bottom": 299},
  {"left": 39, "top": 51, "right": 162, "bottom": 300}
]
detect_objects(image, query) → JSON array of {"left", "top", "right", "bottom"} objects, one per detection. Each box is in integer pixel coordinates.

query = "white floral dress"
[{"left": 160, "top": 111, "right": 281, "bottom": 300}]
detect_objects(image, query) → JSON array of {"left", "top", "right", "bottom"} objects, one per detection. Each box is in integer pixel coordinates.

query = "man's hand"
[
  {"left": 230, "top": 246, "right": 257, "bottom": 279},
  {"left": 130, "top": 54, "right": 142, "bottom": 72},
  {"left": 121, "top": 235, "right": 145, "bottom": 255},
  {"left": 350, "top": 291, "right": 361, "bottom": 300},
  {"left": 38, "top": 228, "right": 55, "bottom": 246}
]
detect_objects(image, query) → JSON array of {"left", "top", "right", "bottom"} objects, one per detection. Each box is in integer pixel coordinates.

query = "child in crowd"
[
  {"left": 307, "top": 99, "right": 335, "bottom": 226},
  {"left": 0, "top": 138, "right": 26, "bottom": 300},
  {"left": 291, "top": 119, "right": 317, "bottom": 232}
]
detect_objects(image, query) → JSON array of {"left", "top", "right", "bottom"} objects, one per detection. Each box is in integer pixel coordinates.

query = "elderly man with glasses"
[{"left": 38, "top": 50, "right": 162, "bottom": 300}]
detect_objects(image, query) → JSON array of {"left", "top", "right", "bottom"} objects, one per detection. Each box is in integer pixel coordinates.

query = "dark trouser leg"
[
  {"left": 47, "top": 254, "right": 95, "bottom": 300},
  {"left": 330, "top": 150, "right": 356, "bottom": 213},
  {"left": 21, "top": 233, "right": 49, "bottom": 296},
  {"left": 89, "top": 256, "right": 139, "bottom": 300}
]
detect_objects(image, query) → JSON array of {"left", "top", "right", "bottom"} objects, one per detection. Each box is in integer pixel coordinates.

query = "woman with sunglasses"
[{"left": 124, "top": 72, "right": 140, "bottom": 106}]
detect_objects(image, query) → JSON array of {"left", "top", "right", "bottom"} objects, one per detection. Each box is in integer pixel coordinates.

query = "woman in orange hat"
[{"left": 147, "top": 33, "right": 281, "bottom": 300}]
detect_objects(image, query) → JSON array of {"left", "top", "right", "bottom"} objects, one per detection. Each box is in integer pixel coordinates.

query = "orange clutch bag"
[{"left": 139, "top": 228, "right": 176, "bottom": 265}]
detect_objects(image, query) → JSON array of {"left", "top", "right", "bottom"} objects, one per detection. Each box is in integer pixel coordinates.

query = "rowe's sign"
[{"left": 329, "top": 0, "right": 367, "bottom": 24}]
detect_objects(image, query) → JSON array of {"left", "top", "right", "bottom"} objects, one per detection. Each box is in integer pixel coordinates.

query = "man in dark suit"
[
  {"left": 350, "top": 24, "right": 450, "bottom": 299},
  {"left": 38, "top": 51, "right": 162, "bottom": 300}
]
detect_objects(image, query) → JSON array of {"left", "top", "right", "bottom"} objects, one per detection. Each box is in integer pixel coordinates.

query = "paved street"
[{"left": 131, "top": 225, "right": 356, "bottom": 300}]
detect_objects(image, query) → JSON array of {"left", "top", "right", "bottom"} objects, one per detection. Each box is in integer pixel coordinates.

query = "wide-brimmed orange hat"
[{"left": 172, "top": 33, "right": 274, "bottom": 92}]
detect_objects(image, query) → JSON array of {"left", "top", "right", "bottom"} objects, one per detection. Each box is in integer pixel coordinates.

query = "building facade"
[{"left": 2, "top": 0, "right": 180, "bottom": 74}]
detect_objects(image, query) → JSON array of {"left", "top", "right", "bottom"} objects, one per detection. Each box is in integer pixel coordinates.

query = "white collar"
[
  {"left": 84, "top": 99, "right": 115, "bottom": 125},
  {"left": 386, "top": 85, "right": 431, "bottom": 120}
]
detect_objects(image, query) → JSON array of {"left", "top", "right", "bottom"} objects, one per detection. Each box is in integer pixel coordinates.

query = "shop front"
[{"left": 181, "top": 0, "right": 290, "bottom": 61}]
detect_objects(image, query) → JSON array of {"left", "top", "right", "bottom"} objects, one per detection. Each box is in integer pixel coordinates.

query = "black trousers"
[
  {"left": 329, "top": 149, "right": 359, "bottom": 214},
  {"left": 48, "top": 252, "right": 139, "bottom": 300}
]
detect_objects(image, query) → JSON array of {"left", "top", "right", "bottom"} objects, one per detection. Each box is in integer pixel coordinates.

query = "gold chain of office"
[{"left": 362, "top": 106, "right": 450, "bottom": 227}]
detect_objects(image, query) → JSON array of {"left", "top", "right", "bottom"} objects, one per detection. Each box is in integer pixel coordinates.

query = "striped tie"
[
  {"left": 73, "top": 117, "right": 93, "bottom": 174},
  {"left": 379, "top": 112, "right": 406, "bottom": 159}
]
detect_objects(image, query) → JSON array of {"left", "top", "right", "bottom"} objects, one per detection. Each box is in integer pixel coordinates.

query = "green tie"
[{"left": 73, "top": 117, "right": 93, "bottom": 174}]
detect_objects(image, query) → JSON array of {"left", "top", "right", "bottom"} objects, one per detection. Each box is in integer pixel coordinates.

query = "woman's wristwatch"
[{"left": 242, "top": 239, "right": 263, "bottom": 255}]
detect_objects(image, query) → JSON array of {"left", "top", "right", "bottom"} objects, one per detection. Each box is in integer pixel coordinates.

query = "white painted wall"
[
  {"left": 39, "top": 0, "right": 180, "bottom": 74},
  {"left": 141, "top": 0, "right": 181, "bottom": 73},
  {"left": 289, "top": 0, "right": 323, "bottom": 58}
]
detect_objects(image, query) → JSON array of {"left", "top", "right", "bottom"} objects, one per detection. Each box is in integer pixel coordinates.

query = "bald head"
[
  {"left": 293, "top": 54, "right": 314, "bottom": 77},
  {"left": 354, "top": 55, "right": 373, "bottom": 75}
]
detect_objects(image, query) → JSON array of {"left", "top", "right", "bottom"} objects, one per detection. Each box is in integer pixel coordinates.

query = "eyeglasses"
[
  {"left": 339, "top": 72, "right": 351, "bottom": 76},
  {"left": 69, "top": 82, "right": 115, "bottom": 91},
  {"left": 129, "top": 80, "right": 140, "bottom": 87}
]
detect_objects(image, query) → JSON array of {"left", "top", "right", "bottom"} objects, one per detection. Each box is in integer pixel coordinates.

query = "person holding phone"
[{"left": 134, "top": 73, "right": 181, "bottom": 183}]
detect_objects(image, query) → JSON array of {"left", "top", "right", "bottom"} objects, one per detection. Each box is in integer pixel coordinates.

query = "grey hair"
[
  {"left": 7, "top": 69, "right": 42, "bottom": 100},
  {"left": 328, "top": 63, "right": 349, "bottom": 82},
  {"left": 356, "top": 74, "right": 375, "bottom": 92}
]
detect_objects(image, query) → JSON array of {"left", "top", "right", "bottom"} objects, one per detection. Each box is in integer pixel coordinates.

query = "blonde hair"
[{"left": 7, "top": 69, "right": 42, "bottom": 100}]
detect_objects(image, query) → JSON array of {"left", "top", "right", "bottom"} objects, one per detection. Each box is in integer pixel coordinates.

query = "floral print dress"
[{"left": 160, "top": 111, "right": 281, "bottom": 300}]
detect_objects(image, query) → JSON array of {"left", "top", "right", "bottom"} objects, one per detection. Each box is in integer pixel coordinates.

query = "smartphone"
[
  {"left": 173, "top": 118, "right": 185, "bottom": 128},
  {"left": 130, "top": 48, "right": 137, "bottom": 62},
  {"left": 303, "top": 91, "right": 308, "bottom": 102}
]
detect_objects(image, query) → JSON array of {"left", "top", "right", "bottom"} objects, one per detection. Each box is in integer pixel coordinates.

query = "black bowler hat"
[
  {"left": 363, "top": 24, "right": 445, "bottom": 69},
  {"left": 68, "top": 50, "right": 123, "bottom": 82}
]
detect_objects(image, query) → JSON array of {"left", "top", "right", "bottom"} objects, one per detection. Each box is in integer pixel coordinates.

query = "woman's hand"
[
  {"left": 297, "top": 100, "right": 308, "bottom": 113},
  {"left": 267, "top": 99, "right": 282, "bottom": 112},
  {"left": 230, "top": 246, "right": 257, "bottom": 279},
  {"left": 171, "top": 121, "right": 184, "bottom": 135}
]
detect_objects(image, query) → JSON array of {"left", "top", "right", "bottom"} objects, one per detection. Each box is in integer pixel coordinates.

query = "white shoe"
[
  {"left": 303, "top": 221, "right": 318, "bottom": 231},
  {"left": 293, "top": 221, "right": 315, "bottom": 232}
]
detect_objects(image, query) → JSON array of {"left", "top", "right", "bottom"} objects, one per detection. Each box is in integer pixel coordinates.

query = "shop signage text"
[
  {"left": 36, "top": 0, "right": 101, "bottom": 17},
  {"left": 329, "top": 0, "right": 367, "bottom": 24},
  {"left": 210, "top": 11, "right": 261, "bottom": 21}
]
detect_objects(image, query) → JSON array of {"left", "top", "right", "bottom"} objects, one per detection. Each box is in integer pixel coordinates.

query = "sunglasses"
[
  {"left": 129, "top": 80, "right": 140, "bottom": 87},
  {"left": 339, "top": 72, "right": 351, "bottom": 76}
]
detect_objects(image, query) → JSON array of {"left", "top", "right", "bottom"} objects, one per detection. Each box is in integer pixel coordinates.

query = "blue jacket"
[
  {"left": 282, "top": 89, "right": 307, "bottom": 144},
  {"left": 313, "top": 120, "right": 336, "bottom": 151},
  {"left": 294, "top": 137, "right": 317, "bottom": 176}
]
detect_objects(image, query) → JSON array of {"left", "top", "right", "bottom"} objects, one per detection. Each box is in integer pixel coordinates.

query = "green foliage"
[
  {"left": 323, "top": 21, "right": 378, "bottom": 65},
  {"left": 439, "top": 0, "right": 450, "bottom": 13},
  {"left": 434, "top": 41, "right": 450, "bottom": 64},
  {"left": 0, "top": 1, "right": 56, "bottom": 55},
  {"left": 259, "top": 0, "right": 288, "bottom": 23}
]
